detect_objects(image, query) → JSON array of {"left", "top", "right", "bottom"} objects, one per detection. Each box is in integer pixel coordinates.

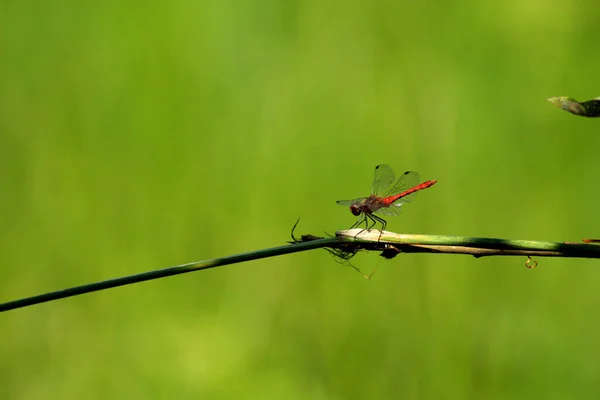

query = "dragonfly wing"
[
  {"left": 374, "top": 204, "right": 403, "bottom": 216},
  {"left": 371, "top": 164, "right": 396, "bottom": 196},
  {"left": 336, "top": 197, "right": 366, "bottom": 206},
  {"left": 383, "top": 171, "right": 420, "bottom": 200}
]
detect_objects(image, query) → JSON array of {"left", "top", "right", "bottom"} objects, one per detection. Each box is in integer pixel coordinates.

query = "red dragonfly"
[{"left": 337, "top": 164, "right": 437, "bottom": 231}]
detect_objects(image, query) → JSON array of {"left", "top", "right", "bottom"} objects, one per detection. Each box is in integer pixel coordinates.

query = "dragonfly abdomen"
[{"left": 382, "top": 180, "right": 438, "bottom": 206}]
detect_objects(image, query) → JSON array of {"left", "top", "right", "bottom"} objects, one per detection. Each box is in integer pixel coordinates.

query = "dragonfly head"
[{"left": 350, "top": 204, "right": 362, "bottom": 216}]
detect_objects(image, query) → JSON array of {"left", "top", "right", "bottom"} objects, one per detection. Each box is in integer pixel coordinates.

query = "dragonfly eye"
[{"left": 350, "top": 204, "right": 361, "bottom": 216}]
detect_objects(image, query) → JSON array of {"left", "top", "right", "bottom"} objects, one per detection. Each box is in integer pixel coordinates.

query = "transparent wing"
[
  {"left": 336, "top": 197, "right": 366, "bottom": 206},
  {"left": 383, "top": 170, "right": 420, "bottom": 201},
  {"left": 374, "top": 204, "right": 404, "bottom": 217},
  {"left": 371, "top": 164, "right": 396, "bottom": 196}
]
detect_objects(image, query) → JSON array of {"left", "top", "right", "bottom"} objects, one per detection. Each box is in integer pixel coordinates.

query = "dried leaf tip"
[{"left": 547, "top": 96, "right": 600, "bottom": 117}]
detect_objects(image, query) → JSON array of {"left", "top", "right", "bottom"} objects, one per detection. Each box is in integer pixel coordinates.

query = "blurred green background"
[{"left": 2, "top": 0, "right": 600, "bottom": 398}]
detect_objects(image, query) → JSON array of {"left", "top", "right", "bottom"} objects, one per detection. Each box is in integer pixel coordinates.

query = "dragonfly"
[{"left": 337, "top": 164, "right": 437, "bottom": 231}]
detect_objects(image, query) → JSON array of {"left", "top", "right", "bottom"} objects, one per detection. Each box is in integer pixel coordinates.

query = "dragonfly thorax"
[{"left": 350, "top": 197, "right": 380, "bottom": 216}]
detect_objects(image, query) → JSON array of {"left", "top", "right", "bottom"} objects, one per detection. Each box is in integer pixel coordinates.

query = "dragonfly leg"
[
  {"left": 349, "top": 214, "right": 371, "bottom": 239},
  {"left": 350, "top": 214, "right": 386, "bottom": 242},
  {"left": 356, "top": 214, "right": 382, "bottom": 240},
  {"left": 350, "top": 215, "right": 367, "bottom": 230},
  {"left": 369, "top": 214, "right": 387, "bottom": 231},
  {"left": 368, "top": 214, "right": 387, "bottom": 242},
  {"left": 366, "top": 214, "right": 381, "bottom": 231}
]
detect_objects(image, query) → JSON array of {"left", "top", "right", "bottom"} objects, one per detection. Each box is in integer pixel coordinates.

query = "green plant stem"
[
  {"left": 338, "top": 229, "right": 600, "bottom": 258},
  {"left": 0, "top": 237, "right": 336, "bottom": 313},
  {"left": 2, "top": 230, "right": 600, "bottom": 313}
]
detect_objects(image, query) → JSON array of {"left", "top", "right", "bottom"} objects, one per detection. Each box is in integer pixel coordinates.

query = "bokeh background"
[{"left": 2, "top": 0, "right": 600, "bottom": 398}]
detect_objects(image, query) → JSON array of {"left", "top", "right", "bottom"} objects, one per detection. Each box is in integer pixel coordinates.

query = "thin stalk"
[
  {"left": 338, "top": 229, "right": 600, "bottom": 258},
  {"left": 2, "top": 230, "right": 599, "bottom": 313},
  {"left": 0, "top": 237, "right": 336, "bottom": 313}
]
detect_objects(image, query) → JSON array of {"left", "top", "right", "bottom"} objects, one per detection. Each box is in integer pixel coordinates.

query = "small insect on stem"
[{"left": 336, "top": 164, "right": 438, "bottom": 234}]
